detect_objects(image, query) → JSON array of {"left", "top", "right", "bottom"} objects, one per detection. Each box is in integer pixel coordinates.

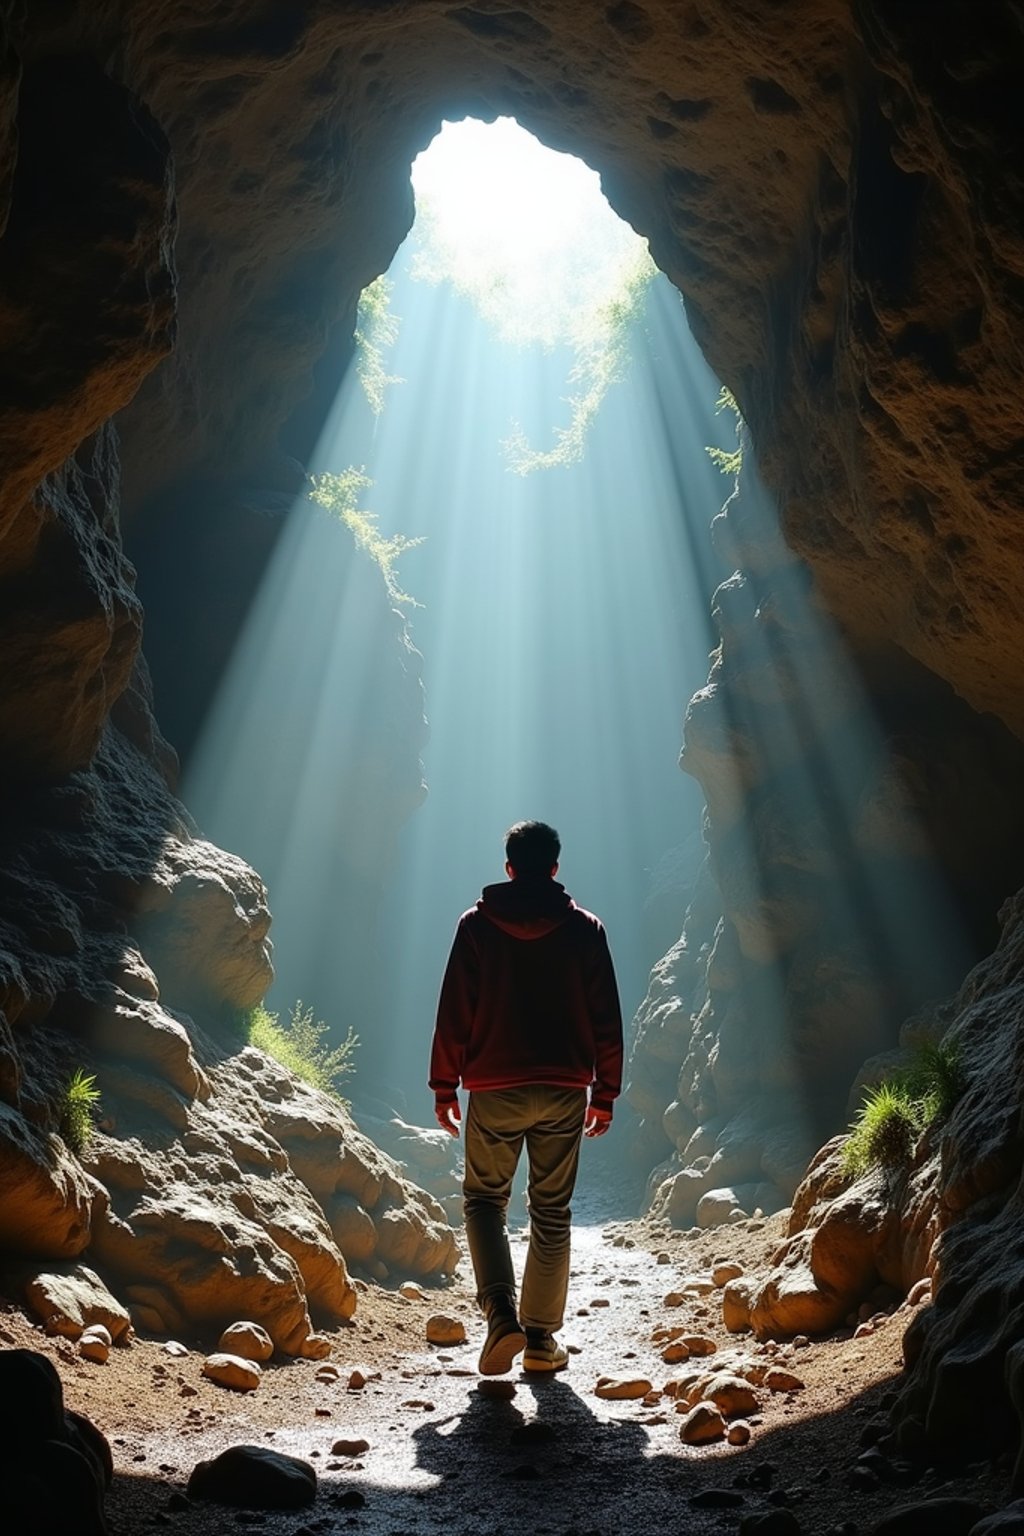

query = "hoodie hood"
[{"left": 478, "top": 877, "right": 575, "bottom": 940}]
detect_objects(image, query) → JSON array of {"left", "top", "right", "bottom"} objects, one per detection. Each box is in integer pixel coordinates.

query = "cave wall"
[{"left": 0, "top": 0, "right": 1023, "bottom": 1428}]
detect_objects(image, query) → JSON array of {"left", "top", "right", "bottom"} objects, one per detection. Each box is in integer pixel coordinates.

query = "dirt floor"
[{"left": 2, "top": 1158, "right": 1012, "bottom": 1535}]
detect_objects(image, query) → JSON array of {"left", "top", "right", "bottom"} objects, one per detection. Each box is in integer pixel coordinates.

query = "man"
[{"left": 429, "top": 820, "right": 623, "bottom": 1375}]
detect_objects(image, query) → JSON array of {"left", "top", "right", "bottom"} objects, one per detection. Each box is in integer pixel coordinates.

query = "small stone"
[
  {"left": 399, "top": 1281, "right": 426, "bottom": 1301},
  {"left": 680, "top": 1335, "right": 717, "bottom": 1357},
  {"left": 728, "top": 1420, "right": 752, "bottom": 1446},
  {"left": 330, "top": 1438, "right": 369, "bottom": 1457},
  {"left": 690, "top": 1487, "right": 744, "bottom": 1508},
  {"left": 656, "top": 1252, "right": 671, "bottom": 1264},
  {"left": 664, "top": 1291, "right": 687, "bottom": 1307},
  {"left": 854, "top": 1321, "right": 875, "bottom": 1339},
  {"left": 590, "top": 1298, "right": 610, "bottom": 1308},
  {"left": 906, "top": 1278, "right": 932, "bottom": 1307},
  {"left": 661, "top": 1342, "right": 690, "bottom": 1364},
  {"left": 79, "top": 1329, "right": 111, "bottom": 1363},
  {"left": 764, "top": 1368, "right": 805, "bottom": 1393},
  {"left": 202, "top": 1354, "right": 262, "bottom": 1392},
  {"left": 217, "top": 1323, "right": 274, "bottom": 1363},
  {"left": 335, "top": 1489, "right": 366, "bottom": 1509},
  {"left": 702, "top": 1375, "right": 760, "bottom": 1418},
  {"left": 179, "top": 1383, "right": 198, "bottom": 1397},
  {"left": 792, "top": 1335, "right": 810, "bottom": 1349},
  {"left": 348, "top": 1369, "right": 367, "bottom": 1390},
  {"left": 477, "top": 1379, "right": 516, "bottom": 1399},
  {"left": 315, "top": 1365, "right": 340, "bottom": 1382},
  {"left": 679, "top": 1401, "right": 726, "bottom": 1444},
  {"left": 594, "top": 1375, "right": 653, "bottom": 1400},
  {"left": 713, "top": 1262, "right": 744, "bottom": 1287},
  {"left": 425, "top": 1314, "right": 466, "bottom": 1346},
  {"left": 163, "top": 1341, "right": 189, "bottom": 1357}
]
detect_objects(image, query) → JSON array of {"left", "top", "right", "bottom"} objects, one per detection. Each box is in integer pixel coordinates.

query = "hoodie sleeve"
[
  {"left": 428, "top": 916, "right": 479, "bottom": 1097},
  {"left": 586, "top": 924, "right": 623, "bottom": 1115}
]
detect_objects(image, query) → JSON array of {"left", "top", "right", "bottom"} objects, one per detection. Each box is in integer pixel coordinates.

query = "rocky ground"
[{"left": 1, "top": 1150, "right": 1014, "bottom": 1536}]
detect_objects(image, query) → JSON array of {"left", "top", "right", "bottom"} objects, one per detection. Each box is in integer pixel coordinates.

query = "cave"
[{"left": 3, "top": 4, "right": 1024, "bottom": 1533}]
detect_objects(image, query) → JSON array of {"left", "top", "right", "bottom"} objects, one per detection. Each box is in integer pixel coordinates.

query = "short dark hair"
[{"left": 505, "top": 820, "right": 560, "bottom": 877}]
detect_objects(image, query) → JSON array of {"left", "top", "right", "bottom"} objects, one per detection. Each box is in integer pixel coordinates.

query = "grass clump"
[
  {"left": 60, "top": 1068, "right": 101, "bottom": 1155},
  {"left": 841, "top": 1039, "right": 965, "bottom": 1180},
  {"left": 245, "top": 1000, "right": 358, "bottom": 1102}
]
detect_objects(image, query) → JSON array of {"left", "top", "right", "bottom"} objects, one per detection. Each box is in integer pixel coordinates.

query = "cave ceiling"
[{"left": 4, "top": 1, "right": 1022, "bottom": 741}]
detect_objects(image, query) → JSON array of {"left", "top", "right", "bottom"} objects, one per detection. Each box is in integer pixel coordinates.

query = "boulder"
[
  {"left": 679, "top": 1401, "right": 726, "bottom": 1444},
  {"left": 0, "top": 1350, "right": 111, "bottom": 1535},
  {"left": 217, "top": 1321, "right": 273, "bottom": 1362},
  {"left": 22, "top": 1262, "right": 131, "bottom": 1341},
  {"left": 187, "top": 1445, "right": 316, "bottom": 1508}
]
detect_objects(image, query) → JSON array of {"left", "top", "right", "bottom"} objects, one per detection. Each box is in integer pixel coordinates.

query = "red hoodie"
[{"left": 428, "top": 877, "right": 623, "bottom": 1114}]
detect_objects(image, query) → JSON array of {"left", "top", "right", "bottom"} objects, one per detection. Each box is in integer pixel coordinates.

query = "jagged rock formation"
[{"left": 0, "top": 0, "right": 1022, "bottom": 1471}]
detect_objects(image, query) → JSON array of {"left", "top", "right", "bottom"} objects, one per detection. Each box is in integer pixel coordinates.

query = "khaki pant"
[{"left": 462, "top": 1085, "right": 587, "bottom": 1333}]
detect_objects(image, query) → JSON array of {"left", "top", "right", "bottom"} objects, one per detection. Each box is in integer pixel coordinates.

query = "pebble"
[
  {"left": 679, "top": 1401, "right": 726, "bottom": 1444},
  {"left": 906, "top": 1277, "right": 932, "bottom": 1308},
  {"left": 712, "top": 1262, "right": 744, "bottom": 1287},
  {"left": 728, "top": 1419, "right": 752, "bottom": 1446},
  {"left": 701, "top": 1374, "right": 760, "bottom": 1418},
  {"left": 764, "top": 1367, "right": 805, "bottom": 1393},
  {"left": 163, "top": 1341, "right": 189, "bottom": 1358},
  {"left": 681, "top": 1334, "right": 717, "bottom": 1357},
  {"left": 201, "top": 1353, "right": 261, "bottom": 1392},
  {"left": 348, "top": 1369, "right": 367, "bottom": 1390},
  {"left": 661, "top": 1342, "right": 690, "bottom": 1364},
  {"left": 656, "top": 1252, "right": 671, "bottom": 1264},
  {"left": 690, "top": 1488, "right": 744, "bottom": 1508},
  {"left": 590, "top": 1298, "right": 610, "bottom": 1308},
  {"left": 315, "top": 1365, "right": 340, "bottom": 1383},
  {"left": 425, "top": 1314, "right": 466, "bottom": 1346},
  {"left": 79, "top": 1325, "right": 112, "bottom": 1363},
  {"left": 594, "top": 1375, "right": 652, "bottom": 1400},
  {"left": 330, "top": 1438, "right": 370, "bottom": 1457},
  {"left": 399, "top": 1281, "right": 426, "bottom": 1301}
]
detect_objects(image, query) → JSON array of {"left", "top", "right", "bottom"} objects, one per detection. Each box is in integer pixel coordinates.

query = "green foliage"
[
  {"left": 706, "top": 386, "right": 744, "bottom": 479},
  {"left": 841, "top": 1040, "right": 965, "bottom": 1179},
  {"left": 61, "top": 1069, "right": 100, "bottom": 1155},
  {"left": 245, "top": 1000, "right": 358, "bottom": 1102},
  {"left": 503, "top": 248, "right": 657, "bottom": 474},
  {"left": 354, "top": 275, "right": 403, "bottom": 416},
  {"left": 308, "top": 468, "right": 424, "bottom": 607}
]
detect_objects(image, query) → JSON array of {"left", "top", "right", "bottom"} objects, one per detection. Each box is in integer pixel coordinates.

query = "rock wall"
[
  {"left": 628, "top": 463, "right": 1024, "bottom": 1223},
  {"left": 0, "top": 0, "right": 1023, "bottom": 1455}
]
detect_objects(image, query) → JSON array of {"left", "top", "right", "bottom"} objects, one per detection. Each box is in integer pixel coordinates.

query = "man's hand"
[
  {"left": 435, "top": 1096, "right": 462, "bottom": 1137},
  {"left": 584, "top": 1106, "right": 612, "bottom": 1138}
]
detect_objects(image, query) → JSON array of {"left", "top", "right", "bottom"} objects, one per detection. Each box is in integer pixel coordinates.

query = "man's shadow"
[{"left": 413, "top": 1372, "right": 659, "bottom": 1512}]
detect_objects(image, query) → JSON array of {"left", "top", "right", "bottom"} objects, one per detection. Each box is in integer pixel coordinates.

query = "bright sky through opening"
[{"left": 409, "top": 117, "right": 651, "bottom": 348}]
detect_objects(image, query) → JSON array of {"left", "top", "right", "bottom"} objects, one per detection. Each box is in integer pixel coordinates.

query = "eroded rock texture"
[{"left": 0, "top": 0, "right": 1023, "bottom": 1464}]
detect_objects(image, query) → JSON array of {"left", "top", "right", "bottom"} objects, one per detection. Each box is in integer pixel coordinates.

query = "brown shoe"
[
  {"left": 522, "top": 1331, "right": 568, "bottom": 1372},
  {"left": 478, "top": 1309, "right": 527, "bottom": 1376}
]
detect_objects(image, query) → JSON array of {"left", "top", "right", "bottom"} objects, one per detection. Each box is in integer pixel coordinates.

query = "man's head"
[{"left": 504, "top": 820, "right": 560, "bottom": 879}]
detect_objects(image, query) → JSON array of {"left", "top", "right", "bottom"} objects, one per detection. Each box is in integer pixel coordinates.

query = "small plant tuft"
[
  {"left": 705, "top": 386, "right": 744, "bottom": 479},
  {"left": 308, "top": 468, "right": 423, "bottom": 608},
  {"left": 61, "top": 1069, "right": 101, "bottom": 1155},
  {"left": 244, "top": 1000, "right": 358, "bottom": 1102},
  {"left": 841, "top": 1039, "right": 965, "bottom": 1180}
]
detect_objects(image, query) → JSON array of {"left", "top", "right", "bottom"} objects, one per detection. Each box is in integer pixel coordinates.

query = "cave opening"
[{"left": 178, "top": 115, "right": 731, "bottom": 1169}]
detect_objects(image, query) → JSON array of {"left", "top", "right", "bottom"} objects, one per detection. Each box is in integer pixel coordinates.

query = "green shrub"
[
  {"left": 60, "top": 1069, "right": 101, "bottom": 1155},
  {"left": 841, "top": 1039, "right": 965, "bottom": 1179},
  {"left": 245, "top": 1000, "right": 358, "bottom": 1102}
]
